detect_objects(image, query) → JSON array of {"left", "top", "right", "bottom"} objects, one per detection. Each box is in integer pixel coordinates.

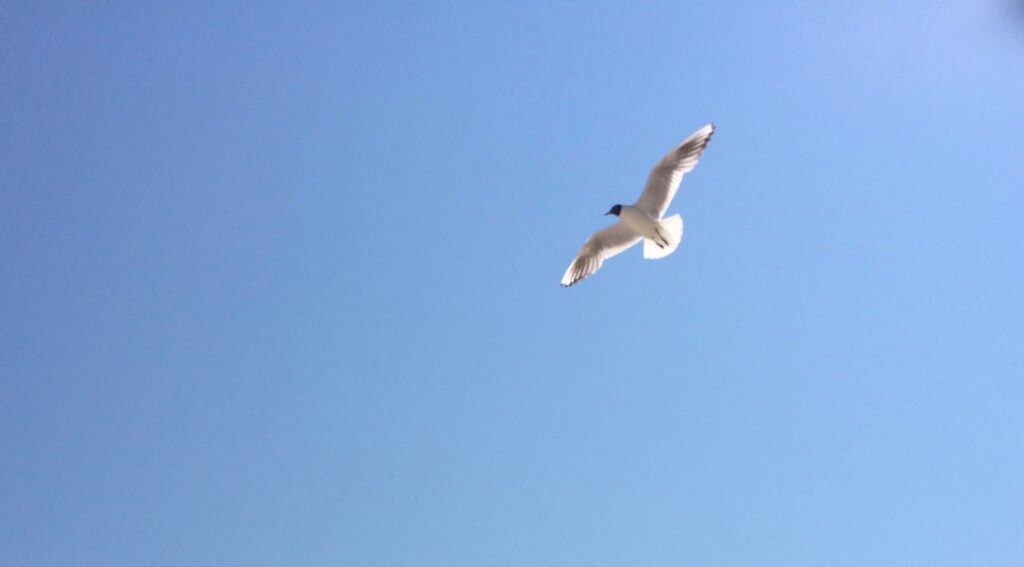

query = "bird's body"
[
  {"left": 561, "top": 123, "right": 714, "bottom": 287},
  {"left": 618, "top": 205, "right": 672, "bottom": 247}
]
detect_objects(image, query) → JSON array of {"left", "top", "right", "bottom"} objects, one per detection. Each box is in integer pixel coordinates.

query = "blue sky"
[{"left": 2, "top": 2, "right": 1023, "bottom": 565}]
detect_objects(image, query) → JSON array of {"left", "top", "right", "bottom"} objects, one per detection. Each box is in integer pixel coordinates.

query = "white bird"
[{"left": 561, "top": 124, "right": 715, "bottom": 287}]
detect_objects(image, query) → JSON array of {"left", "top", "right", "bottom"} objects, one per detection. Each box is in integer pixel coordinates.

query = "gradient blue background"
[{"left": 3, "top": 2, "right": 1023, "bottom": 565}]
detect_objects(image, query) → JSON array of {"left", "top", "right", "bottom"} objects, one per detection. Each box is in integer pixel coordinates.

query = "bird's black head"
[{"left": 605, "top": 204, "right": 622, "bottom": 216}]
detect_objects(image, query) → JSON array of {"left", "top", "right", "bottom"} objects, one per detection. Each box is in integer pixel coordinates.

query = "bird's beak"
[{"left": 604, "top": 211, "right": 612, "bottom": 215}]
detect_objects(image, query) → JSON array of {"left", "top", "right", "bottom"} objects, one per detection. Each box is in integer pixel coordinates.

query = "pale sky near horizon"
[{"left": 2, "top": 2, "right": 1023, "bottom": 565}]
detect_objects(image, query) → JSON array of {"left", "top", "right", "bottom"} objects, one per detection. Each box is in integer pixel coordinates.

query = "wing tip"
[
  {"left": 692, "top": 123, "right": 715, "bottom": 152},
  {"left": 560, "top": 270, "right": 584, "bottom": 288},
  {"left": 679, "top": 123, "right": 715, "bottom": 152},
  {"left": 560, "top": 261, "right": 592, "bottom": 288},
  {"left": 701, "top": 122, "right": 715, "bottom": 142}
]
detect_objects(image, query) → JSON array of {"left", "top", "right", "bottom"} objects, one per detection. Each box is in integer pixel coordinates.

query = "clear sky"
[{"left": 2, "top": 2, "right": 1023, "bottom": 565}]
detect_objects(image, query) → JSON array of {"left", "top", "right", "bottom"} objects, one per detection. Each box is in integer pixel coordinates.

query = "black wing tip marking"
[{"left": 562, "top": 276, "right": 587, "bottom": 288}]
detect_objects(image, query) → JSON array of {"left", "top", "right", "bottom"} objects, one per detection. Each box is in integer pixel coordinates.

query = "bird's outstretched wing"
[
  {"left": 634, "top": 124, "right": 714, "bottom": 219},
  {"left": 561, "top": 222, "right": 642, "bottom": 287}
]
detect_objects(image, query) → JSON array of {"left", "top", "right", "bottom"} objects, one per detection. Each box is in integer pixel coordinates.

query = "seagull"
[{"left": 561, "top": 124, "right": 715, "bottom": 287}]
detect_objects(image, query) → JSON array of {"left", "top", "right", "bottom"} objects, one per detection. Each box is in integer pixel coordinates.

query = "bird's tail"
[{"left": 643, "top": 214, "right": 683, "bottom": 259}]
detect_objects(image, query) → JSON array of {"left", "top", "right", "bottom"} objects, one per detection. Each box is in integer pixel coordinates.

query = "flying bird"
[{"left": 560, "top": 123, "right": 715, "bottom": 287}]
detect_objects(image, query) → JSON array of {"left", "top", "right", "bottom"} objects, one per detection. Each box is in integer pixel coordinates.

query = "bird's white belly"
[{"left": 619, "top": 206, "right": 662, "bottom": 240}]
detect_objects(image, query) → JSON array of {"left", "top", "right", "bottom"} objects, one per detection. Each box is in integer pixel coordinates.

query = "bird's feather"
[
  {"left": 560, "top": 222, "right": 641, "bottom": 287},
  {"left": 634, "top": 124, "right": 714, "bottom": 219}
]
